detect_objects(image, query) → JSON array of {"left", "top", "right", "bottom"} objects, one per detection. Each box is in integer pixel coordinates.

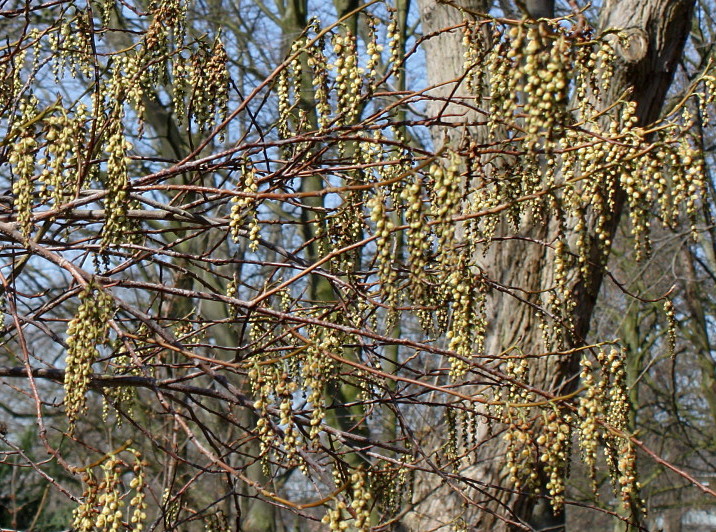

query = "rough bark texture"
[{"left": 407, "top": 0, "right": 694, "bottom": 530}]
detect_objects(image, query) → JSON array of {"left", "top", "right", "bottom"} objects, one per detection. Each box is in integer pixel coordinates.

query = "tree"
[
  {"left": 0, "top": 0, "right": 712, "bottom": 530},
  {"left": 412, "top": 0, "right": 696, "bottom": 529}
]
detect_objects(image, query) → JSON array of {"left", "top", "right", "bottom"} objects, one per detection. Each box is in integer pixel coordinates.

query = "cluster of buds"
[
  {"left": 306, "top": 29, "right": 331, "bottom": 130},
  {"left": 276, "top": 373, "right": 301, "bottom": 463},
  {"left": 72, "top": 449, "right": 148, "bottom": 531},
  {"left": 429, "top": 158, "right": 462, "bottom": 267},
  {"left": 277, "top": 38, "right": 306, "bottom": 140},
  {"left": 597, "top": 39, "right": 616, "bottom": 96},
  {"left": 73, "top": 472, "right": 100, "bottom": 532},
  {"left": 174, "top": 317, "right": 205, "bottom": 346},
  {"left": 559, "top": 124, "right": 620, "bottom": 279},
  {"left": 503, "top": 423, "right": 537, "bottom": 491},
  {"left": 369, "top": 461, "right": 411, "bottom": 519},
  {"left": 463, "top": 20, "right": 486, "bottom": 95},
  {"left": 162, "top": 488, "right": 182, "bottom": 527},
  {"left": 401, "top": 176, "right": 431, "bottom": 304},
  {"left": 9, "top": 134, "right": 36, "bottom": 237},
  {"left": 322, "top": 466, "right": 372, "bottom": 532},
  {"left": 127, "top": 450, "right": 148, "bottom": 529},
  {"left": 574, "top": 35, "right": 616, "bottom": 107},
  {"left": 595, "top": 348, "right": 640, "bottom": 509},
  {"left": 229, "top": 161, "right": 260, "bottom": 251},
  {"left": 673, "top": 131, "right": 706, "bottom": 237},
  {"left": 349, "top": 468, "right": 372, "bottom": 531},
  {"left": 364, "top": 15, "right": 384, "bottom": 87},
  {"left": 276, "top": 68, "right": 292, "bottom": 138},
  {"left": 172, "top": 55, "right": 191, "bottom": 123},
  {"left": 577, "top": 347, "right": 642, "bottom": 511},
  {"left": 332, "top": 30, "right": 363, "bottom": 125},
  {"left": 322, "top": 498, "right": 349, "bottom": 531},
  {"left": 576, "top": 357, "right": 604, "bottom": 492},
  {"left": 444, "top": 407, "right": 459, "bottom": 468},
  {"left": 249, "top": 360, "right": 278, "bottom": 458},
  {"left": 525, "top": 29, "right": 571, "bottom": 151},
  {"left": 144, "top": 0, "right": 186, "bottom": 54},
  {"left": 536, "top": 410, "right": 571, "bottom": 510},
  {"left": 249, "top": 356, "right": 301, "bottom": 464},
  {"left": 49, "top": 14, "right": 93, "bottom": 81},
  {"left": 490, "top": 22, "right": 573, "bottom": 152},
  {"left": 38, "top": 106, "right": 87, "bottom": 207},
  {"left": 101, "top": 110, "right": 133, "bottom": 251},
  {"left": 110, "top": 54, "right": 146, "bottom": 125},
  {"left": 368, "top": 191, "right": 397, "bottom": 303},
  {"left": 102, "top": 353, "right": 139, "bottom": 424},
  {"left": 1, "top": 48, "right": 23, "bottom": 109},
  {"left": 303, "top": 329, "right": 340, "bottom": 439},
  {"left": 65, "top": 286, "right": 114, "bottom": 429},
  {"left": 204, "top": 511, "right": 229, "bottom": 532},
  {"left": 486, "top": 35, "right": 514, "bottom": 136},
  {"left": 545, "top": 238, "right": 576, "bottom": 348},
  {"left": 386, "top": 9, "right": 402, "bottom": 76},
  {"left": 95, "top": 456, "right": 125, "bottom": 531},
  {"left": 190, "top": 39, "right": 229, "bottom": 135},
  {"left": 446, "top": 266, "right": 486, "bottom": 378}
]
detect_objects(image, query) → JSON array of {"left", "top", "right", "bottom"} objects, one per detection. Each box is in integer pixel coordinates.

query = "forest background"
[{"left": 0, "top": 0, "right": 715, "bottom": 530}]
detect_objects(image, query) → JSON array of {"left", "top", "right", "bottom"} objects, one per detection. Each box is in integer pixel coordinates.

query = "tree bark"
[{"left": 408, "top": 0, "right": 694, "bottom": 530}]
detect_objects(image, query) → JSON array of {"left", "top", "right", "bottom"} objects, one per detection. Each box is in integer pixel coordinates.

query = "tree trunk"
[{"left": 408, "top": 0, "right": 694, "bottom": 530}]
